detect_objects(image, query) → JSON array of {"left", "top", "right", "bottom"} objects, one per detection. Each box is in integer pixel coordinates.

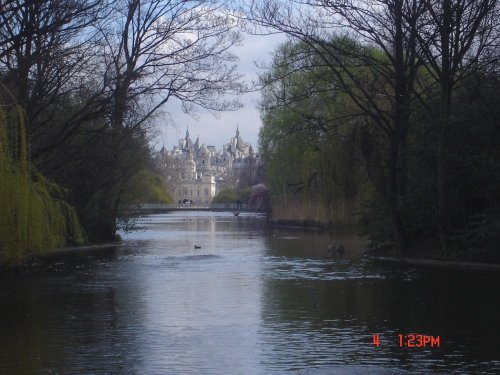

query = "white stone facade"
[{"left": 156, "top": 126, "right": 258, "bottom": 205}]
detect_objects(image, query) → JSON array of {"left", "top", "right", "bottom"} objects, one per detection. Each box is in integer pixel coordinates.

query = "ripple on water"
[
  {"left": 261, "top": 256, "right": 387, "bottom": 281},
  {"left": 1, "top": 212, "right": 498, "bottom": 375}
]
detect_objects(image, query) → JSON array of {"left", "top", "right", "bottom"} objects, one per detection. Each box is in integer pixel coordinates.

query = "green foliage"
[
  {"left": 259, "top": 39, "right": 368, "bottom": 227},
  {"left": 212, "top": 186, "right": 256, "bottom": 204},
  {"left": 0, "top": 0, "right": 245, "bottom": 245},
  {"left": 238, "top": 186, "right": 253, "bottom": 203},
  {"left": 0, "top": 105, "right": 85, "bottom": 263},
  {"left": 403, "top": 73, "right": 500, "bottom": 250},
  {"left": 44, "top": 119, "right": 155, "bottom": 243},
  {"left": 121, "top": 169, "right": 173, "bottom": 204},
  {"left": 261, "top": 37, "right": 500, "bottom": 256},
  {"left": 212, "top": 188, "right": 239, "bottom": 203}
]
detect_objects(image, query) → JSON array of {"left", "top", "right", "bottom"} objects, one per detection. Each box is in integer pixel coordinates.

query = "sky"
[{"left": 153, "top": 31, "right": 287, "bottom": 153}]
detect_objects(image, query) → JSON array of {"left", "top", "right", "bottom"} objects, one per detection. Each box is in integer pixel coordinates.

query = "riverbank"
[
  {"left": 363, "top": 237, "right": 500, "bottom": 270},
  {"left": 268, "top": 216, "right": 500, "bottom": 269},
  {"left": 364, "top": 246, "right": 500, "bottom": 270},
  {"left": 364, "top": 255, "right": 500, "bottom": 270},
  {"left": 0, "top": 242, "right": 122, "bottom": 271},
  {"left": 268, "top": 218, "right": 326, "bottom": 231},
  {"left": 268, "top": 217, "right": 356, "bottom": 233},
  {"left": 48, "top": 243, "right": 122, "bottom": 255}
]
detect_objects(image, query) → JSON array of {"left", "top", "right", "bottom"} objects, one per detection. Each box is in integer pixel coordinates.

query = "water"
[{"left": 1, "top": 212, "right": 499, "bottom": 374}]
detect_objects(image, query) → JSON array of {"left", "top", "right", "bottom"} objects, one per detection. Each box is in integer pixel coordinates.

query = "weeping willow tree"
[
  {"left": 258, "top": 40, "right": 370, "bottom": 227},
  {"left": 0, "top": 105, "right": 85, "bottom": 263},
  {"left": 259, "top": 120, "right": 367, "bottom": 226}
]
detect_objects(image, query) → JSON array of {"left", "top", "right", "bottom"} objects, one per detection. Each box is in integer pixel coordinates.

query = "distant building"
[{"left": 156, "top": 126, "right": 259, "bottom": 205}]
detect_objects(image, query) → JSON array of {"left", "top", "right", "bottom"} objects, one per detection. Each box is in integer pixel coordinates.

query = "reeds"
[{"left": 270, "top": 195, "right": 359, "bottom": 228}]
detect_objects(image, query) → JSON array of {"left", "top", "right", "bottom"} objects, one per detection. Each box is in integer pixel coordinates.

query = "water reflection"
[
  {"left": 0, "top": 212, "right": 499, "bottom": 374},
  {"left": 0, "top": 246, "right": 148, "bottom": 374},
  {"left": 262, "top": 233, "right": 500, "bottom": 373}
]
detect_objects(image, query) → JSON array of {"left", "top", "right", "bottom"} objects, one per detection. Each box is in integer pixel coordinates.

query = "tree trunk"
[
  {"left": 436, "top": 0, "right": 452, "bottom": 254},
  {"left": 387, "top": 131, "right": 409, "bottom": 251},
  {"left": 388, "top": 0, "right": 409, "bottom": 252},
  {"left": 437, "top": 88, "right": 452, "bottom": 254}
]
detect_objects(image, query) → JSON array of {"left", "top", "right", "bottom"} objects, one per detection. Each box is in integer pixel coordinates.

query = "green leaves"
[
  {"left": 121, "top": 169, "right": 173, "bottom": 205},
  {"left": 258, "top": 39, "right": 368, "bottom": 227},
  {"left": 0, "top": 105, "right": 85, "bottom": 264}
]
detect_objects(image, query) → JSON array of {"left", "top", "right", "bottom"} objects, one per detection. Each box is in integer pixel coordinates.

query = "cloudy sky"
[{"left": 154, "top": 31, "right": 287, "bottom": 153}]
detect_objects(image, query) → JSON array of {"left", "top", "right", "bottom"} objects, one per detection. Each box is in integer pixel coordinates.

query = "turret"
[{"left": 194, "top": 135, "right": 200, "bottom": 157}]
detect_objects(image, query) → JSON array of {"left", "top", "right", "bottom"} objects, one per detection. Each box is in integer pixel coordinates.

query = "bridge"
[{"left": 123, "top": 203, "right": 267, "bottom": 215}]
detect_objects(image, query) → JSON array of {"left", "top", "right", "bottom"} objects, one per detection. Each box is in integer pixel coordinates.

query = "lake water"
[{"left": 1, "top": 211, "right": 499, "bottom": 374}]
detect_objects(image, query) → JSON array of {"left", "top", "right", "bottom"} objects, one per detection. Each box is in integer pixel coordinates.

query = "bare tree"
[
  {"left": 415, "top": 0, "right": 500, "bottom": 252},
  {"left": 99, "top": 0, "right": 245, "bottom": 132},
  {"left": 244, "top": 0, "right": 427, "bottom": 251},
  {"left": 85, "top": 0, "right": 247, "bottom": 238},
  {"left": 0, "top": 0, "right": 106, "bottom": 159},
  {"left": 0, "top": 0, "right": 247, "bottom": 241}
]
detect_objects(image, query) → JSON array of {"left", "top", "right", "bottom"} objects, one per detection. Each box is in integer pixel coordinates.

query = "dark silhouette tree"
[
  {"left": 415, "top": 0, "right": 500, "bottom": 252},
  {"left": 244, "top": 0, "right": 427, "bottom": 251},
  {"left": 0, "top": 0, "right": 246, "bottom": 242}
]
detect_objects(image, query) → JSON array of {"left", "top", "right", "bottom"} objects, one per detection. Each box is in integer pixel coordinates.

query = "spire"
[
  {"left": 235, "top": 124, "right": 240, "bottom": 149},
  {"left": 193, "top": 134, "right": 200, "bottom": 157},
  {"left": 183, "top": 126, "right": 191, "bottom": 151}
]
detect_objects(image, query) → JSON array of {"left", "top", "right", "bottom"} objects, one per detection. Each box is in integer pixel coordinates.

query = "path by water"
[{"left": 1, "top": 212, "right": 499, "bottom": 374}]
